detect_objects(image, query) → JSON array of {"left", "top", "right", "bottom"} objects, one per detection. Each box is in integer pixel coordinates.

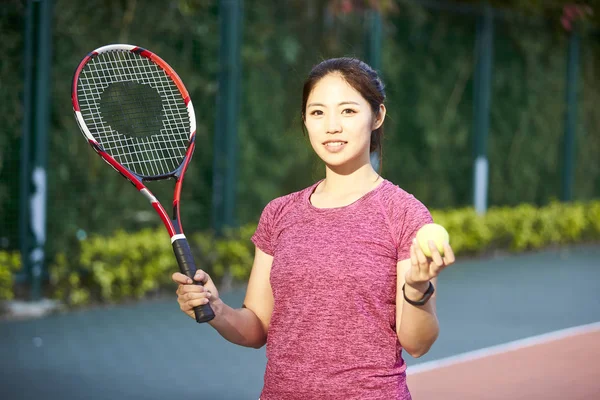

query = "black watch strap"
[{"left": 402, "top": 282, "right": 435, "bottom": 306}]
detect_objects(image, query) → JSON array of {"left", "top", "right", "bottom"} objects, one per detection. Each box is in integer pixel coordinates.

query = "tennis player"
[{"left": 173, "top": 57, "right": 456, "bottom": 399}]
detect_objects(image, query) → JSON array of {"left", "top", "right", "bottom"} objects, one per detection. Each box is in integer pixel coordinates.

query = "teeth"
[{"left": 325, "top": 142, "right": 345, "bottom": 147}]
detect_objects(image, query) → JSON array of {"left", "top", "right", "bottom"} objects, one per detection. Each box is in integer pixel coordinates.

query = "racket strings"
[{"left": 76, "top": 50, "right": 191, "bottom": 177}]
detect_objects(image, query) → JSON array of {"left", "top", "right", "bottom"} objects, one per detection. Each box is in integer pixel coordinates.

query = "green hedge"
[
  {"left": 431, "top": 200, "right": 600, "bottom": 254},
  {"left": 0, "top": 251, "right": 20, "bottom": 301},
  {"left": 48, "top": 224, "right": 258, "bottom": 307},
  {"left": 50, "top": 229, "right": 175, "bottom": 306},
  {"left": 1, "top": 200, "right": 599, "bottom": 307}
]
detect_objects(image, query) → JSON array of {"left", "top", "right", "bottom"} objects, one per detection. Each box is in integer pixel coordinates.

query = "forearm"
[
  {"left": 397, "top": 283, "right": 439, "bottom": 358},
  {"left": 208, "top": 299, "right": 268, "bottom": 349}
]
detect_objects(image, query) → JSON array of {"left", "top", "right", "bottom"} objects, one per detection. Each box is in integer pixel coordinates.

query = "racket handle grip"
[{"left": 172, "top": 237, "right": 215, "bottom": 324}]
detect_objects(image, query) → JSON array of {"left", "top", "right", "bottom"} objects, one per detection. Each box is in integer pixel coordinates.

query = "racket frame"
[{"left": 71, "top": 44, "right": 214, "bottom": 323}]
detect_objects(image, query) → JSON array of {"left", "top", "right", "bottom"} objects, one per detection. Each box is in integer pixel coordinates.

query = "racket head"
[{"left": 71, "top": 44, "right": 197, "bottom": 180}]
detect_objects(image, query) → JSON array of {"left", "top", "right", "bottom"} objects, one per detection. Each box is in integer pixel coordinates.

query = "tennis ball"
[{"left": 416, "top": 223, "right": 449, "bottom": 257}]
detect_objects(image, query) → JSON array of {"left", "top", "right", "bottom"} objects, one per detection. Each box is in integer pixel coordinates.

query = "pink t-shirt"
[{"left": 251, "top": 179, "right": 433, "bottom": 400}]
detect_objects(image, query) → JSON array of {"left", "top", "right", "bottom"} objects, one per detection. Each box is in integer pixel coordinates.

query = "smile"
[{"left": 323, "top": 141, "right": 347, "bottom": 153}]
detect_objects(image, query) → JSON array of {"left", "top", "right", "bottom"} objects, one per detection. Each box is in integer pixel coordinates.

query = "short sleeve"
[
  {"left": 397, "top": 197, "right": 433, "bottom": 261},
  {"left": 251, "top": 199, "right": 279, "bottom": 256}
]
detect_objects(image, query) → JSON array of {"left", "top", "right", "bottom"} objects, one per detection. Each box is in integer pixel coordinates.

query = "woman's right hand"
[{"left": 172, "top": 270, "right": 220, "bottom": 320}]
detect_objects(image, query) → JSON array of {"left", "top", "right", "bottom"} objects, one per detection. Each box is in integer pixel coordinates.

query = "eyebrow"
[{"left": 306, "top": 101, "right": 361, "bottom": 108}]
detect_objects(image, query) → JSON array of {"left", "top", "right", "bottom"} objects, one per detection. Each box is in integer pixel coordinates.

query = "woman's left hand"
[{"left": 405, "top": 238, "right": 455, "bottom": 287}]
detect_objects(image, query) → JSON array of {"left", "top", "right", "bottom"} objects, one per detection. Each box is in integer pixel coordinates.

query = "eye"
[
  {"left": 310, "top": 110, "right": 324, "bottom": 116},
  {"left": 341, "top": 108, "right": 357, "bottom": 115}
]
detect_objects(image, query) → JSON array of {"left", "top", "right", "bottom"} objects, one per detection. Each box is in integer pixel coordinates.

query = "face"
[{"left": 304, "top": 73, "right": 384, "bottom": 170}]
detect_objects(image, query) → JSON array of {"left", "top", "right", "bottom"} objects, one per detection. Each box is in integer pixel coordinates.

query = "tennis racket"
[{"left": 71, "top": 44, "right": 215, "bottom": 323}]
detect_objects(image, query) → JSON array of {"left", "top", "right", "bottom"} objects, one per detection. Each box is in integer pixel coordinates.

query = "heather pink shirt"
[{"left": 251, "top": 179, "right": 433, "bottom": 400}]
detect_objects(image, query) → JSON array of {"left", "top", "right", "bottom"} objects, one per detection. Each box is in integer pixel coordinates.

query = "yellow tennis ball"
[{"left": 416, "top": 223, "right": 449, "bottom": 257}]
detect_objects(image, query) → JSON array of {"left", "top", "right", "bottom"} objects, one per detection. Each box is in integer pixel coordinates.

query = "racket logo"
[{"left": 98, "top": 81, "right": 164, "bottom": 136}]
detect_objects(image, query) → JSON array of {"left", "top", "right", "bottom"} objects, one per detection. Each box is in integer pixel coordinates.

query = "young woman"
[{"left": 172, "top": 57, "right": 456, "bottom": 400}]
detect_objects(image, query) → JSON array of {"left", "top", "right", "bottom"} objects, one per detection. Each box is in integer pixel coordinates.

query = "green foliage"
[
  {"left": 431, "top": 208, "right": 493, "bottom": 254},
  {"left": 42, "top": 200, "right": 600, "bottom": 307},
  {"left": 0, "top": 251, "right": 20, "bottom": 301},
  {"left": 48, "top": 224, "right": 257, "bottom": 307},
  {"left": 452, "top": 0, "right": 599, "bottom": 30},
  {"left": 382, "top": 10, "right": 476, "bottom": 207},
  {"left": 0, "top": 1, "right": 26, "bottom": 250},
  {"left": 432, "top": 200, "right": 600, "bottom": 255},
  {"left": 50, "top": 228, "right": 175, "bottom": 306},
  {"left": 197, "top": 224, "right": 257, "bottom": 282},
  {"left": 1, "top": 1, "right": 599, "bottom": 275}
]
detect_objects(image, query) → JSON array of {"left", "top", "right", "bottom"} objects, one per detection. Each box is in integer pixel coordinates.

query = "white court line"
[{"left": 407, "top": 321, "right": 600, "bottom": 376}]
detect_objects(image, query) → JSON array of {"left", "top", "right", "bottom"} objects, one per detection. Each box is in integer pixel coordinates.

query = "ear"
[{"left": 372, "top": 104, "right": 386, "bottom": 130}]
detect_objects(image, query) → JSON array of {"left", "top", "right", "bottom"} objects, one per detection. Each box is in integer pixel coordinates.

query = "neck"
[{"left": 321, "top": 159, "right": 381, "bottom": 194}]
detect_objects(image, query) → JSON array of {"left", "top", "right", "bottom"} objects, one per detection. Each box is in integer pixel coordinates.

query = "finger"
[
  {"left": 410, "top": 240, "right": 419, "bottom": 266},
  {"left": 194, "top": 270, "right": 209, "bottom": 285},
  {"left": 429, "top": 258, "right": 446, "bottom": 277},
  {"left": 428, "top": 240, "right": 444, "bottom": 267},
  {"left": 184, "top": 291, "right": 208, "bottom": 302},
  {"left": 172, "top": 272, "right": 193, "bottom": 285},
  {"left": 180, "top": 298, "right": 205, "bottom": 312},
  {"left": 179, "top": 284, "right": 207, "bottom": 295},
  {"left": 178, "top": 292, "right": 207, "bottom": 309},
  {"left": 415, "top": 241, "right": 428, "bottom": 266},
  {"left": 187, "top": 298, "right": 210, "bottom": 308},
  {"left": 442, "top": 243, "right": 456, "bottom": 264}
]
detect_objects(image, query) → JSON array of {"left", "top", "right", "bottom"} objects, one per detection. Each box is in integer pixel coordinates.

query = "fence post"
[
  {"left": 472, "top": 6, "right": 494, "bottom": 215},
  {"left": 29, "top": 0, "right": 52, "bottom": 301},
  {"left": 17, "top": 0, "right": 35, "bottom": 287},
  {"left": 561, "top": 29, "right": 579, "bottom": 202},
  {"left": 212, "top": 0, "right": 243, "bottom": 234},
  {"left": 365, "top": 8, "right": 382, "bottom": 71},
  {"left": 18, "top": 0, "right": 52, "bottom": 301}
]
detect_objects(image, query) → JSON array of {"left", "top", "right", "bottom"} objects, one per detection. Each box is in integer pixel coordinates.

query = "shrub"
[
  {"left": 37, "top": 199, "right": 600, "bottom": 306},
  {"left": 50, "top": 228, "right": 174, "bottom": 306},
  {"left": 0, "top": 251, "right": 20, "bottom": 301}
]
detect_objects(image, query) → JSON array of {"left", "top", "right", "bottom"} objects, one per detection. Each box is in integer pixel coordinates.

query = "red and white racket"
[{"left": 71, "top": 44, "right": 214, "bottom": 323}]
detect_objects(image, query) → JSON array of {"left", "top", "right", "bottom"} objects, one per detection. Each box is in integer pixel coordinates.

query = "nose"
[{"left": 326, "top": 114, "right": 342, "bottom": 134}]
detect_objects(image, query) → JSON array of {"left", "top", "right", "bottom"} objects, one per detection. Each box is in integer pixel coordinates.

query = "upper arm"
[
  {"left": 242, "top": 246, "right": 275, "bottom": 335},
  {"left": 395, "top": 258, "right": 410, "bottom": 334}
]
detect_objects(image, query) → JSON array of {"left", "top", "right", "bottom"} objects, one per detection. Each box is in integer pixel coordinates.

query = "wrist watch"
[{"left": 402, "top": 282, "right": 435, "bottom": 306}]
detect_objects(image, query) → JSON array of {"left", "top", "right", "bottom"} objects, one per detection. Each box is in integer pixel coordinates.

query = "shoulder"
[
  {"left": 378, "top": 179, "right": 430, "bottom": 215},
  {"left": 253, "top": 183, "right": 317, "bottom": 253},
  {"left": 377, "top": 180, "right": 433, "bottom": 257},
  {"left": 260, "top": 181, "right": 317, "bottom": 219}
]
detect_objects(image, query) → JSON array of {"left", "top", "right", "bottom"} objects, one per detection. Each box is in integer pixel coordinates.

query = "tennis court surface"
[
  {"left": 1, "top": 245, "right": 599, "bottom": 399},
  {"left": 408, "top": 323, "right": 600, "bottom": 399}
]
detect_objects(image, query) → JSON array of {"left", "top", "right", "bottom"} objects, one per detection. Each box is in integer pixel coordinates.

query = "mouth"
[
  {"left": 323, "top": 140, "right": 347, "bottom": 148},
  {"left": 322, "top": 140, "right": 348, "bottom": 153}
]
